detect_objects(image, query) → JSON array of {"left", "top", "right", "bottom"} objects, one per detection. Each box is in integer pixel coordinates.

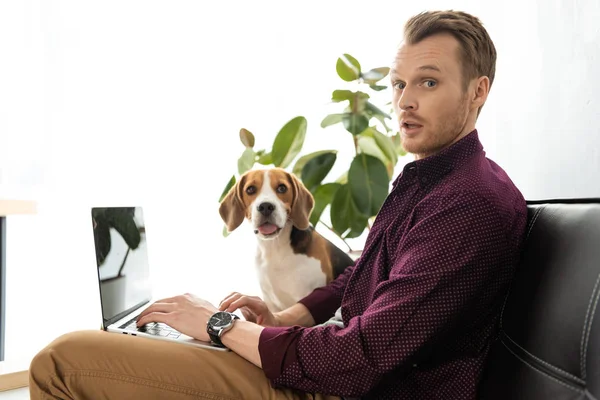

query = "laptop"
[{"left": 91, "top": 206, "right": 228, "bottom": 351}]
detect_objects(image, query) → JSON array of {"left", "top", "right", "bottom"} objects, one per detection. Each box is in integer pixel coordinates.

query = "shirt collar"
[{"left": 394, "top": 129, "right": 484, "bottom": 189}]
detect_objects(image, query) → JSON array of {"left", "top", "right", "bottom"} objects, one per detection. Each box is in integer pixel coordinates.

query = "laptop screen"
[{"left": 92, "top": 207, "right": 152, "bottom": 326}]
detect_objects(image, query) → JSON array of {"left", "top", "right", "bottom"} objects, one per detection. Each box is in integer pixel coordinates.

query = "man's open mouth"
[
  {"left": 402, "top": 122, "right": 423, "bottom": 129},
  {"left": 255, "top": 222, "right": 281, "bottom": 236}
]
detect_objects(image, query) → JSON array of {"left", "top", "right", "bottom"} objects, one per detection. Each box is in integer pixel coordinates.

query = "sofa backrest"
[{"left": 478, "top": 199, "right": 600, "bottom": 399}]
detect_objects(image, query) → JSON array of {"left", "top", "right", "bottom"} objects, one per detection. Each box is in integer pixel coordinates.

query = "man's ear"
[
  {"left": 219, "top": 177, "right": 246, "bottom": 233},
  {"left": 472, "top": 75, "right": 490, "bottom": 112},
  {"left": 289, "top": 173, "right": 314, "bottom": 231}
]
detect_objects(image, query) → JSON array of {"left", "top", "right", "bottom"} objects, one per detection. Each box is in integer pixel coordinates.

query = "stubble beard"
[{"left": 403, "top": 94, "right": 470, "bottom": 159}]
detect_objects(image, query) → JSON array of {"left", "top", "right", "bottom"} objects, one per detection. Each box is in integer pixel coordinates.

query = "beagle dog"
[{"left": 219, "top": 167, "right": 354, "bottom": 313}]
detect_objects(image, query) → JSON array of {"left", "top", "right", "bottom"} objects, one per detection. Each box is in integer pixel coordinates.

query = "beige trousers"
[{"left": 29, "top": 330, "right": 341, "bottom": 400}]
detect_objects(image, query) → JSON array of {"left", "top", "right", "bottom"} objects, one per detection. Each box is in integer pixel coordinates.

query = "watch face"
[{"left": 209, "top": 312, "right": 233, "bottom": 328}]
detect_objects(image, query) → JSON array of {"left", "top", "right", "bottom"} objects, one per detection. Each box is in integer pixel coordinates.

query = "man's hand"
[
  {"left": 219, "top": 292, "right": 280, "bottom": 327},
  {"left": 136, "top": 293, "right": 218, "bottom": 342}
]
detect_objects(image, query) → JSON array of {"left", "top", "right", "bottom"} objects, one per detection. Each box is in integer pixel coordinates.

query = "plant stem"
[
  {"left": 117, "top": 247, "right": 131, "bottom": 278},
  {"left": 319, "top": 220, "right": 353, "bottom": 252}
]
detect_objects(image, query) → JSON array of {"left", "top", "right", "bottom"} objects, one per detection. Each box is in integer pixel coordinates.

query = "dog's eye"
[
  {"left": 246, "top": 186, "right": 257, "bottom": 195},
  {"left": 276, "top": 184, "right": 287, "bottom": 194}
]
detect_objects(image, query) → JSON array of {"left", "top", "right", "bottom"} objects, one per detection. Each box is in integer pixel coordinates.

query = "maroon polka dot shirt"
[{"left": 259, "top": 130, "right": 528, "bottom": 399}]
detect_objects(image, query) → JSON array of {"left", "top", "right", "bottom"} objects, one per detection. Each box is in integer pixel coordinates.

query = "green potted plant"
[{"left": 219, "top": 54, "right": 406, "bottom": 251}]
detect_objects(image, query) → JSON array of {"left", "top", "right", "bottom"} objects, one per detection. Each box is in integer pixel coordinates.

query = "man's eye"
[
  {"left": 424, "top": 80, "right": 437, "bottom": 88},
  {"left": 246, "top": 186, "right": 257, "bottom": 195},
  {"left": 393, "top": 82, "right": 406, "bottom": 90},
  {"left": 276, "top": 184, "right": 287, "bottom": 194}
]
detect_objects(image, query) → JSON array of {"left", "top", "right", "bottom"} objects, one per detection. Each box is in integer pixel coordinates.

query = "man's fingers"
[
  {"left": 240, "top": 307, "right": 257, "bottom": 323},
  {"left": 152, "top": 294, "right": 185, "bottom": 303},
  {"left": 226, "top": 296, "right": 267, "bottom": 314},
  {"left": 223, "top": 296, "right": 253, "bottom": 312},
  {"left": 218, "top": 292, "right": 243, "bottom": 311},
  {"left": 137, "top": 302, "right": 175, "bottom": 321},
  {"left": 136, "top": 312, "right": 172, "bottom": 327}
]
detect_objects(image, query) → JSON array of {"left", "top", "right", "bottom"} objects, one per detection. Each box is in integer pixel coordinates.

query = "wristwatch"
[{"left": 206, "top": 311, "right": 239, "bottom": 347}]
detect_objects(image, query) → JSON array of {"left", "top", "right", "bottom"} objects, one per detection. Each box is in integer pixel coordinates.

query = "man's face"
[{"left": 391, "top": 33, "right": 478, "bottom": 160}]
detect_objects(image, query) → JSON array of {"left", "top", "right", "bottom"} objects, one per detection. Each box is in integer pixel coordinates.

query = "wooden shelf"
[
  {"left": 0, "top": 359, "right": 29, "bottom": 391},
  {"left": 0, "top": 200, "right": 37, "bottom": 216}
]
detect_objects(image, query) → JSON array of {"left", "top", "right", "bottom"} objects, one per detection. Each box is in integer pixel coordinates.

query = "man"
[{"left": 29, "top": 10, "right": 527, "bottom": 400}]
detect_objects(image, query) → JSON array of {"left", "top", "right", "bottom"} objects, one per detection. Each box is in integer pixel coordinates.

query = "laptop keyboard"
[{"left": 119, "top": 315, "right": 182, "bottom": 339}]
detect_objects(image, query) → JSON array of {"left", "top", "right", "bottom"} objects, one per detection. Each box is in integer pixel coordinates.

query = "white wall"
[
  {"left": 481, "top": 0, "right": 600, "bottom": 200},
  {"left": 1, "top": 0, "right": 599, "bottom": 364}
]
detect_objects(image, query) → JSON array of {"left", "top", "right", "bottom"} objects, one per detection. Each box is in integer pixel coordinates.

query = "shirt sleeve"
[
  {"left": 258, "top": 191, "right": 517, "bottom": 397},
  {"left": 297, "top": 264, "right": 356, "bottom": 324}
]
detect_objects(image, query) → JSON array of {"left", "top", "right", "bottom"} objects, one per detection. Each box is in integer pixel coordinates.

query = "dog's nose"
[{"left": 257, "top": 202, "right": 275, "bottom": 217}]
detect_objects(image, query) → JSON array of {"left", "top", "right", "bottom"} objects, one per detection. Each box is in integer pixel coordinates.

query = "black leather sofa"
[{"left": 479, "top": 199, "right": 600, "bottom": 399}]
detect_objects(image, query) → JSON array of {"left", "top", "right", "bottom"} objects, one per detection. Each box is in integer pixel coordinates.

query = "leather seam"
[
  {"left": 500, "top": 206, "right": 545, "bottom": 329},
  {"left": 585, "top": 389, "right": 599, "bottom": 400},
  {"left": 501, "top": 339, "right": 584, "bottom": 394},
  {"left": 503, "top": 332, "right": 584, "bottom": 384},
  {"left": 525, "top": 206, "right": 545, "bottom": 241},
  {"left": 581, "top": 272, "right": 600, "bottom": 380}
]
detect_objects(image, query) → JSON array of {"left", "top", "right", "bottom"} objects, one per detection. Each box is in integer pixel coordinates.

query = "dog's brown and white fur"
[{"left": 219, "top": 168, "right": 354, "bottom": 312}]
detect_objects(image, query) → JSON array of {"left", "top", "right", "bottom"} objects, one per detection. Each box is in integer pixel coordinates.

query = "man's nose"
[
  {"left": 398, "top": 88, "right": 417, "bottom": 111},
  {"left": 257, "top": 202, "right": 275, "bottom": 217}
]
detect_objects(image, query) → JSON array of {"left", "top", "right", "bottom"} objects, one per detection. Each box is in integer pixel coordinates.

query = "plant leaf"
[
  {"left": 372, "top": 113, "right": 392, "bottom": 132},
  {"left": 331, "top": 90, "right": 354, "bottom": 102},
  {"left": 330, "top": 184, "right": 368, "bottom": 238},
  {"left": 365, "top": 101, "right": 391, "bottom": 119},
  {"left": 336, "top": 54, "right": 361, "bottom": 82},
  {"left": 310, "top": 183, "right": 341, "bottom": 226},
  {"left": 335, "top": 171, "right": 348, "bottom": 184},
  {"left": 222, "top": 224, "right": 230, "bottom": 237},
  {"left": 219, "top": 175, "right": 236, "bottom": 203},
  {"left": 361, "top": 67, "right": 390, "bottom": 84},
  {"left": 320, "top": 113, "right": 344, "bottom": 128},
  {"left": 365, "top": 101, "right": 392, "bottom": 133},
  {"left": 239, "top": 128, "right": 255, "bottom": 148},
  {"left": 359, "top": 128, "right": 398, "bottom": 179},
  {"left": 344, "top": 222, "right": 367, "bottom": 239},
  {"left": 292, "top": 150, "right": 337, "bottom": 177},
  {"left": 271, "top": 116, "right": 307, "bottom": 168},
  {"left": 301, "top": 152, "right": 337, "bottom": 191},
  {"left": 352, "top": 93, "right": 369, "bottom": 114},
  {"left": 342, "top": 112, "right": 369, "bottom": 135},
  {"left": 257, "top": 151, "right": 273, "bottom": 165},
  {"left": 333, "top": 90, "right": 370, "bottom": 111},
  {"left": 369, "top": 84, "right": 388, "bottom": 91},
  {"left": 391, "top": 132, "right": 408, "bottom": 156},
  {"left": 357, "top": 135, "right": 389, "bottom": 166},
  {"left": 348, "top": 154, "right": 389, "bottom": 216},
  {"left": 369, "top": 127, "right": 398, "bottom": 166},
  {"left": 237, "top": 147, "right": 256, "bottom": 175}
]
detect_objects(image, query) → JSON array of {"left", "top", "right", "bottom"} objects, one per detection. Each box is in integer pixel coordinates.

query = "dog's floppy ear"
[
  {"left": 289, "top": 172, "right": 314, "bottom": 231},
  {"left": 219, "top": 176, "right": 246, "bottom": 232}
]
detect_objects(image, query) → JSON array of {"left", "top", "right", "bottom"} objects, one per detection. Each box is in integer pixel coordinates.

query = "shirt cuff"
[
  {"left": 298, "top": 287, "right": 341, "bottom": 325},
  {"left": 258, "top": 326, "right": 303, "bottom": 380}
]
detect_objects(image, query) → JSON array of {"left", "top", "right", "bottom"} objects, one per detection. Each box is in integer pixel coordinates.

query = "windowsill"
[{"left": 0, "top": 358, "right": 29, "bottom": 391}]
